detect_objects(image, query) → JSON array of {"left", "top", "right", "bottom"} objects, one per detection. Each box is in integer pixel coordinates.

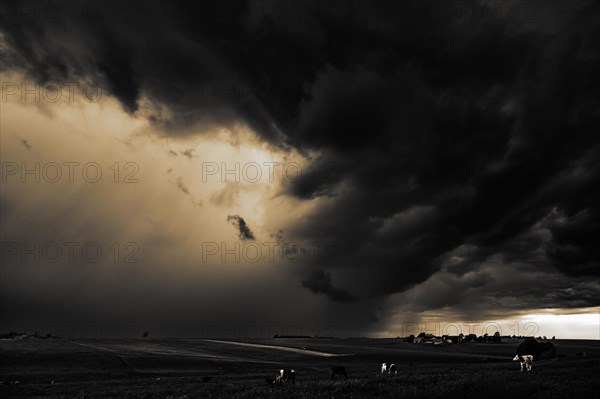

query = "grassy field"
[{"left": 1, "top": 338, "right": 598, "bottom": 398}]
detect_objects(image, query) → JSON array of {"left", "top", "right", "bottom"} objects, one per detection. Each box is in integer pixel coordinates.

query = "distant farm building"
[
  {"left": 411, "top": 333, "right": 463, "bottom": 345},
  {"left": 414, "top": 334, "right": 443, "bottom": 345}
]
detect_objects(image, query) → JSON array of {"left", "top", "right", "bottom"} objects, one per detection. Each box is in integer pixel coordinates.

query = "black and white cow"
[
  {"left": 275, "top": 368, "right": 296, "bottom": 383},
  {"left": 330, "top": 366, "right": 348, "bottom": 379},
  {"left": 388, "top": 364, "right": 397, "bottom": 375},
  {"left": 381, "top": 363, "right": 388, "bottom": 374},
  {"left": 513, "top": 355, "right": 533, "bottom": 371}
]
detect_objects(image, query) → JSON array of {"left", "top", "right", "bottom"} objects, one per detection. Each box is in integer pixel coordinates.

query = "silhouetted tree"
[
  {"left": 493, "top": 331, "right": 501, "bottom": 343},
  {"left": 464, "top": 334, "right": 477, "bottom": 342},
  {"left": 516, "top": 338, "right": 557, "bottom": 360}
]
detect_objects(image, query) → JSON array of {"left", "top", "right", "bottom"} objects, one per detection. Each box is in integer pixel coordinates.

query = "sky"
[{"left": 0, "top": 0, "right": 599, "bottom": 339}]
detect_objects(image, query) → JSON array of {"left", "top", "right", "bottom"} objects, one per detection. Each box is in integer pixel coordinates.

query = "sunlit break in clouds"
[{"left": 1, "top": 0, "right": 599, "bottom": 348}]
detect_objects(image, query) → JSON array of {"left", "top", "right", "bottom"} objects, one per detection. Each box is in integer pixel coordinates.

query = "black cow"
[
  {"left": 330, "top": 366, "right": 348, "bottom": 379},
  {"left": 275, "top": 368, "right": 296, "bottom": 384}
]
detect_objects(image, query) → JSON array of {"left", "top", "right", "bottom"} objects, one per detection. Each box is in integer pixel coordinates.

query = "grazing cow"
[
  {"left": 330, "top": 366, "right": 348, "bottom": 379},
  {"left": 275, "top": 368, "right": 296, "bottom": 384},
  {"left": 388, "top": 364, "right": 397, "bottom": 375},
  {"left": 513, "top": 355, "right": 533, "bottom": 371},
  {"left": 381, "top": 363, "right": 388, "bottom": 374}
]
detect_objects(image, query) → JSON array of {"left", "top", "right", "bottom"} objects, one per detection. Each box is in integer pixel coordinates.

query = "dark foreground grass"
[
  {"left": 3, "top": 359, "right": 599, "bottom": 399},
  {"left": 2, "top": 339, "right": 598, "bottom": 398}
]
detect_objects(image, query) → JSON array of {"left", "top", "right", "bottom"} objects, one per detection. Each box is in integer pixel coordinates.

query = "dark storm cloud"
[
  {"left": 282, "top": 0, "right": 600, "bottom": 304},
  {"left": 227, "top": 215, "right": 255, "bottom": 241},
  {"left": 2, "top": 0, "right": 599, "bottom": 319},
  {"left": 301, "top": 270, "right": 355, "bottom": 303},
  {"left": 399, "top": 263, "right": 600, "bottom": 321}
]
